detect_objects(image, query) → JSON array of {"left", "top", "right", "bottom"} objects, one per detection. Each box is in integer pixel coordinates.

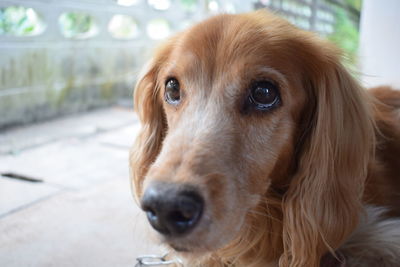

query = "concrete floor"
[{"left": 0, "top": 107, "right": 165, "bottom": 267}]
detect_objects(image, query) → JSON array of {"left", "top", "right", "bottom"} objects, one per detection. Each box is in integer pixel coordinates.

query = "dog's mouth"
[
  {"left": 159, "top": 215, "right": 246, "bottom": 255},
  {"left": 169, "top": 243, "right": 190, "bottom": 252},
  {"left": 160, "top": 224, "right": 214, "bottom": 253}
]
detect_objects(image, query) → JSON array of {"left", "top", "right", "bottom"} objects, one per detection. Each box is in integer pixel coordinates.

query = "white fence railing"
[
  {"left": 254, "top": 0, "right": 337, "bottom": 35},
  {"left": 0, "top": 0, "right": 341, "bottom": 128}
]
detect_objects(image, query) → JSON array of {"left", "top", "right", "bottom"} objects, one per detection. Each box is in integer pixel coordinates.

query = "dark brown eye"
[
  {"left": 249, "top": 81, "right": 280, "bottom": 110},
  {"left": 165, "top": 78, "right": 181, "bottom": 105}
]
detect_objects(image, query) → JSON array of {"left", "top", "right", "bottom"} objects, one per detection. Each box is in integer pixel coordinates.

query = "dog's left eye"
[
  {"left": 165, "top": 78, "right": 181, "bottom": 105},
  {"left": 249, "top": 81, "right": 280, "bottom": 111}
]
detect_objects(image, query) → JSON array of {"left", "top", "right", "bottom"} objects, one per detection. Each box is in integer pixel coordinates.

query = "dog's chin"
[
  {"left": 168, "top": 243, "right": 217, "bottom": 263},
  {"left": 163, "top": 235, "right": 227, "bottom": 255},
  {"left": 166, "top": 239, "right": 217, "bottom": 254},
  {"left": 163, "top": 230, "right": 239, "bottom": 256}
]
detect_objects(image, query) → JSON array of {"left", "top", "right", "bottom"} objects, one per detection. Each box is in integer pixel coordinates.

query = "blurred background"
[{"left": 0, "top": 0, "right": 399, "bottom": 266}]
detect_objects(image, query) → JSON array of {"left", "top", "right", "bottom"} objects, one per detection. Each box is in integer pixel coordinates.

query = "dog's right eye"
[
  {"left": 165, "top": 78, "right": 181, "bottom": 105},
  {"left": 248, "top": 81, "right": 280, "bottom": 111}
]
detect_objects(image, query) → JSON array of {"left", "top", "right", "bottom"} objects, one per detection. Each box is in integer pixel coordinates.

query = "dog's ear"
[
  {"left": 281, "top": 45, "right": 375, "bottom": 266},
  {"left": 130, "top": 42, "right": 173, "bottom": 199}
]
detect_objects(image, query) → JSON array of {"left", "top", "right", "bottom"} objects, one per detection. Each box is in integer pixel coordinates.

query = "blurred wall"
[
  {"left": 0, "top": 0, "right": 354, "bottom": 129},
  {"left": 0, "top": 0, "right": 255, "bottom": 129},
  {"left": 0, "top": 0, "right": 152, "bottom": 129},
  {"left": 359, "top": 0, "right": 400, "bottom": 89}
]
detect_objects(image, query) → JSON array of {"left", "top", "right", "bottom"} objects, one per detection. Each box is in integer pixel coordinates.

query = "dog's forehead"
[
  {"left": 177, "top": 14, "right": 268, "bottom": 64},
  {"left": 163, "top": 13, "right": 301, "bottom": 83}
]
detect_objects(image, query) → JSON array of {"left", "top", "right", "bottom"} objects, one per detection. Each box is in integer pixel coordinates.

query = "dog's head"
[{"left": 130, "top": 11, "right": 374, "bottom": 266}]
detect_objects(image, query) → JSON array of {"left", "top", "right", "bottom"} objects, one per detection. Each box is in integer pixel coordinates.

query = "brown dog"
[{"left": 130, "top": 10, "right": 400, "bottom": 267}]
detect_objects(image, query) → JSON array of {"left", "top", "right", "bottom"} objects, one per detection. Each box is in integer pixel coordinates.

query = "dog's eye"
[
  {"left": 165, "top": 78, "right": 181, "bottom": 105},
  {"left": 249, "top": 81, "right": 280, "bottom": 110}
]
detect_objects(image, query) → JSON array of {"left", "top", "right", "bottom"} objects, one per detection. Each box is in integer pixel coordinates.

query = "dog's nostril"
[
  {"left": 146, "top": 209, "right": 157, "bottom": 221},
  {"left": 143, "top": 206, "right": 171, "bottom": 235},
  {"left": 168, "top": 209, "right": 195, "bottom": 225}
]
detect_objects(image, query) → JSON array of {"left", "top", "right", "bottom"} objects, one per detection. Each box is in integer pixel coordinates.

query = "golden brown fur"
[{"left": 130, "top": 11, "right": 400, "bottom": 267}]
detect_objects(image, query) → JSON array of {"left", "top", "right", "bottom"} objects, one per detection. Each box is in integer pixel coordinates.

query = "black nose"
[{"left": 141, "top": 183, "right": 203, "bottom": 236}]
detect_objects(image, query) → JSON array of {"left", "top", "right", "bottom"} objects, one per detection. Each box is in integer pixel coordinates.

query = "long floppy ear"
[
  {"left": 129, "top": 42, "right": 173, "bottom": 199},
  {"left": 281, "top": 46, "right": 376, "bottom": 267}
]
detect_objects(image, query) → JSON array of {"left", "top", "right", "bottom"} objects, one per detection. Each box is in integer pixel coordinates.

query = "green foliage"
[
  {"left": 181, "top": 0, "right": 198, "bottom": 12},
  {"left": 0, "top": 6, "right": 44, "bottom": 36},
  {"left": 328, "top": 6, "right": 360, "bottom": 65},
  {"left": 344, "top": 0, "right": 362, "bottom": 11},
  {"left": 59, "top": 12, "right": 97, "bottom": 38},
  {"left": 108, "top": 15, "right": 139, "bottom": 39}
]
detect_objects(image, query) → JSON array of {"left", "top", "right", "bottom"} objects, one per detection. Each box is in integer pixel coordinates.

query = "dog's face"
[
  {"left": 136, "top": 12, "right": 306, "bottom": 252},
  {"left": 131, "top": 11, "right": 374, "bottom": 264}
]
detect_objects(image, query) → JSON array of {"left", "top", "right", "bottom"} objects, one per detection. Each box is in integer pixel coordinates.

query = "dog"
[{"left": 129, "top": 10, "right": 400, "bottom": 267}]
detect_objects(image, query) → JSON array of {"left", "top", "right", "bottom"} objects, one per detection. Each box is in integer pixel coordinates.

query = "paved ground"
[{"left": 0, "top": 107, "right": 165, "bottom": 267}]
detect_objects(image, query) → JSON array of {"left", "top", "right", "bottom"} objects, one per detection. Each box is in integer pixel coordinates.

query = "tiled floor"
[{"left": 0, "top": 107, "right": 164, "bottom": 267}]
